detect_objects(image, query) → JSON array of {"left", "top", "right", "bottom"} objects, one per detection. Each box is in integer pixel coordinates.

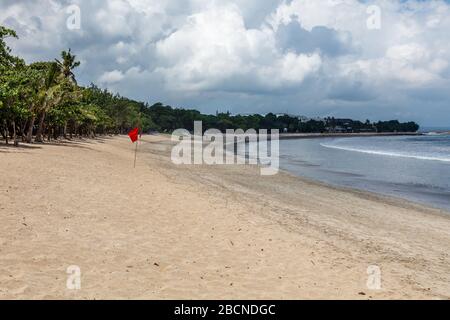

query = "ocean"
[{"left": 279, "top": 134, "right": 450, "bottom": 211}]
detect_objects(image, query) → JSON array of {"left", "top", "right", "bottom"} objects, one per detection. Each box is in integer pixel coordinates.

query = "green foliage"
[
  {"left": 55, "top": 49, "right": 81, "bottom": 84},
  {"left": 374, "top": 120, "right": 420, "bottom": 133},
  {"left": 142, "top": 107, "right": 419, "bottom": 134},
  {"left": 0, "top": 26, "right": 22, "bottom": 71},
  {"left": 0, "top": 25, "right": 155, "bottom": 143},
  {"left": 82, "top": 84, "right": 155, "bottom": 133}
]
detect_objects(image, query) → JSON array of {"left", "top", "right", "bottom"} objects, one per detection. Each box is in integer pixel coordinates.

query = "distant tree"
[{"left": 55, "top": 49, "right": 80, "bottom": 84}]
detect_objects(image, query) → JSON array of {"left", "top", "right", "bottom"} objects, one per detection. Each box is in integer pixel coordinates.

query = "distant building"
[{"left": 298, "top": 116, "right": 310, "bottom": 122}]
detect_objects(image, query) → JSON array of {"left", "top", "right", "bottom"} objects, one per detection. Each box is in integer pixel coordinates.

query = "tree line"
[
  {"left": 1, "top": 25, "right": 419, "bottom": 147},
  {"left": 0, "top": 25, "right": 162, "bottom": 146},
  {"left": 146, "top": 105, "right": 419, "bottom": 134}
]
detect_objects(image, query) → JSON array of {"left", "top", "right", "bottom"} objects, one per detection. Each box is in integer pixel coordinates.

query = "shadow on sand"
[{"left": 0, "top": 136, "right": 117, "bottom": 152}]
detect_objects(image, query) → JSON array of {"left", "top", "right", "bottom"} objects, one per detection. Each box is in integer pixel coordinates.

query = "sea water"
[{"left": 279, "top": 134, "right": 450, "bottom": 211}]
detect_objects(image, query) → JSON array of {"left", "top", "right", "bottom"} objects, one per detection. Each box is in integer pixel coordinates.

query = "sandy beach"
[{"left": 0, "top": 135, "right": 449, "bottom": 299}]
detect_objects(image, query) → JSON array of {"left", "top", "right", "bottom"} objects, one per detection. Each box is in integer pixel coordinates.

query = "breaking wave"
[{"left": 320, "top": 143, "right": 450, "bottom": 163}]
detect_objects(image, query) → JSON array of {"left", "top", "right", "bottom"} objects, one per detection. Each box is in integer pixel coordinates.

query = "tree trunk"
[
  {"left": 0, "top": 122, "right": 6, "bottom": 141},
  {"left": 54, "top": 127, "right": 59, "bottom": 140},
  {"left": 26, "top": 116, "right": 36, "bottom": 143},
  {"left": 35, "top": 112, "right": 46, "bottom": 143},
  {"left": 20, "top": 120, "right": 27, "bottom": 142},
  {"left": 4, "top": 120, "right": 9, "bottom": 145},
  {"left": 63, "top": 122, "right": 68, "bottom": 139},
  {"left": 12, "top": 120, "right": 18, "bottom": 147}
]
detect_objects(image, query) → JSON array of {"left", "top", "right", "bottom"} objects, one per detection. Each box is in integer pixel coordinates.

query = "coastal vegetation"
[{"left": 1, "top": 25, "right": 419, "bottom": 146}]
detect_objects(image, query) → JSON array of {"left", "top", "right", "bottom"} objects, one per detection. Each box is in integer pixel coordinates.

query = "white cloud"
[
  {"left": 259, "top": 52, "right": 322, "bottom": 87},
  {"left": 154, "top": 4, "right": 321, "bottom": 91},
  {"left": 98, "top": 70, "right": 125, "bottom": 84}
]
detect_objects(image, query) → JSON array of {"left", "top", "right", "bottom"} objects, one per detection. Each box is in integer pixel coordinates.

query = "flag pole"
[
  {"left": 133, "top": 140, "right": 138, "bottom": 168},
  {"left": 128, "top": 127, "right": 140, "bottom": 168}
]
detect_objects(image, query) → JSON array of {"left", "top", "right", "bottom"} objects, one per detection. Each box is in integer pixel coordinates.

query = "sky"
[{"left": 1, "top": 0, "right": 449, "bottom": 126}]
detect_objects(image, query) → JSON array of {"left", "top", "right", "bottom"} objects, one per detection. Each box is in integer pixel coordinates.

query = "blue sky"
[{"left": 1, "top": 0, "right": 449, "bottom": 126}]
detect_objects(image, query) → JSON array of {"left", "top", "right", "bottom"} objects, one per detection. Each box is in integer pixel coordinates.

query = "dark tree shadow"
[
  {"left": 44, "top": 136, "right": 119, "bottom": 149},
  {"left": 0, "top": 136, "right": 118, "bottom": 152},
  {"left": 0, "top": 142, "right": 42, "bottom": 153}
]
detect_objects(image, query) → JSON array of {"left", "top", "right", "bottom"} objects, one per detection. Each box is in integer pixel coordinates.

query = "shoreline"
[
  {"left": 279, "top": 132, "right": 422, "bottom": 140},
  {"left": 166, "top": 132, "right": 446, "bottom": 214},
  {"left": 278, "top": 135, "right": 450, "bottom": 213},
  {"left": 1, "top": 135, "right": 449, "bottom": 299},
  {"left": 279, "top": 166, "right": 450, "bottom": 218}
]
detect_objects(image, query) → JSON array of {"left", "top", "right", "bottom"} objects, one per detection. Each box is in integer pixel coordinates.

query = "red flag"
[{"left": 128, "top": 127, "right": 139, "bottom": 143}]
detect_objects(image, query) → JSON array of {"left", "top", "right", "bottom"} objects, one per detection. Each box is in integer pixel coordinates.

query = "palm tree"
[
  {"left": 33, "top": 62, "right": 61, "bottom": 142},
  {"left": 55, "top": 49, "right": 80, "bottom": 139},
  {"left": 34, "top": 50, "right": 81, "bottom": 142},
  {"left": 55, "top": 49, "right": 80, "bottom": 84}
]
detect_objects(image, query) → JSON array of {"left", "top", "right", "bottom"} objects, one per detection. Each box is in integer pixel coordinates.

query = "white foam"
[{"left": 320, "top": 143, "right": 450, "bottom": 163}]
